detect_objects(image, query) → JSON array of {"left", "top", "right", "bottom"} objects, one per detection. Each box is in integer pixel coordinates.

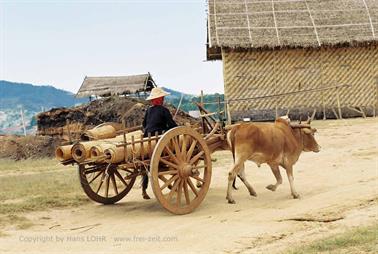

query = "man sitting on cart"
[{"left": 141, "top": 87, "right": 177, "bottom": 199}]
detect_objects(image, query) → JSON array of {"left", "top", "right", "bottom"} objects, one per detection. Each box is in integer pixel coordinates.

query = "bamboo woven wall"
[{"left": 222, "top": 45, "right": 378, "bottom": 119}]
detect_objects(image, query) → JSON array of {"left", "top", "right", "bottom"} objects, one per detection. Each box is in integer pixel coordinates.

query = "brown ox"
[{"left": 226, "top": 118, "right": 320, "bottom": 204}]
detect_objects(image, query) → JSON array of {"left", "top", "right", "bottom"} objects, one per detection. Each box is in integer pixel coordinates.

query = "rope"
[
  {"left": 271, "top": 0, "right": 281, "bottom": 45},
  {"left": 304, "top": 0, "right": 321, "bottom": 46},
  {"left": 361, "top": 0, "right": 376, "bottom": 38}
]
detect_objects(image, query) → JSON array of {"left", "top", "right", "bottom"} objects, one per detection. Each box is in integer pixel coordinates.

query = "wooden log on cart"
[
  {"left": 104, "top": 137, "right": 159, "bottom": 164},
  {"left": 55, "top": 144, "right": 74, "bottom": 161},
  {"left": 56, "top": 130, "right": 143, "bottom": 163}
]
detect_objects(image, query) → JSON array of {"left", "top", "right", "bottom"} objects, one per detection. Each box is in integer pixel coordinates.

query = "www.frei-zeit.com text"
[{"left": 18, "top": 235, "right": 178, "bottom": 243}]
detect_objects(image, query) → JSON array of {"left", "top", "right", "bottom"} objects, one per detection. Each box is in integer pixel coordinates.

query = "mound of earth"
[
  {"left": 0, "top": 135, "right": 60, "bottom": 160},
  {"left": 36, "top": 96, "right": 198, "bottom": 139}
]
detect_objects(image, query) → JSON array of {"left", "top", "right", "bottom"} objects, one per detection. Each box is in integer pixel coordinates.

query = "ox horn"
[
  {"left": 307, "top": 116, "right": 312, "bottom": 124},
  {"left": 290, "top": 123, "right": 311, "bottom": 128}
]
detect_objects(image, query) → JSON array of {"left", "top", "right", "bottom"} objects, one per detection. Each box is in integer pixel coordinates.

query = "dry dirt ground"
[{"left": 0, "top": 118, "right": 377, "bottom": 254}]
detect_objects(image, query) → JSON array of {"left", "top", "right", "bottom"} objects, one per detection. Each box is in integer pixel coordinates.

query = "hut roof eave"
[
  {"left": 207, "top": 40, "right": 378, "bottom": 61},
  {"left": 76, "top": 73, "right": 156, "bottom": 98}
]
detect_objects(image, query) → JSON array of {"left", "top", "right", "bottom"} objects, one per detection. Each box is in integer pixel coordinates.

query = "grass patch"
[
  {"left": 285, "top": 224, "right": 378, "bottom": 254},
  {"left": 0, "top": 159, "right": 89, "bottom": 216},
  {"left": 0, "top": 158, "right": 64, "bottom": 174}
]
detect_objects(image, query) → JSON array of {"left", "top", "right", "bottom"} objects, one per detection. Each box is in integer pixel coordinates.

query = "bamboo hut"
[
  {"left": 76, "top": 73, "right": 156, "bottom": 98},
  {"left": 207, "top": 0, "right": 378, "bottom": 120}
]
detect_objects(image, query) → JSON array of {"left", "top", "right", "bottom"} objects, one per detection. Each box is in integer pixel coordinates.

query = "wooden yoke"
[{"left": 194, "top": 101, "right": 227, "bottom": 153}]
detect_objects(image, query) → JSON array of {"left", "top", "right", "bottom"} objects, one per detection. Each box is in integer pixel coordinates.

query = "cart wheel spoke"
[
  {"left": 187, "top": 177, "right": 198, "bottom": 197},
  {"left": 177, "top": 180, "right": 183, "bottom": 207},
  {"left": 160, "top": 157, "right": 180, "bottom": 169},
  {"left": 105, "top": 175, "right": 110, "bottom": 198},
  {"left": 186, "top": 140, "right": 197, "bottom": 163},
  {"left": 191, "top": 175, "right": 205, "bottom": 183},
  {"left": 189, "top": 151, "right": 204, "bottom": 164},
  {"left": 183, "top": 179, "right": 190, "bottom": 205},
  {"left": 88, "top": 170, "right": 104, "bottom": 184},
  {"left": 167, "top": 179, "right": 181, "bottom": 202},
  {"left": 160, "top": 174, "right": 179, "bottom": 190},
  {"left": 164, "top": 146, "right": 180, "bottom": 165},
  {"left": 181, "top": 135, "right": 187, "bottom": 161},
  {"left": 114, "top": 169, "right": 128, "bottom": 187},
  {"left": 79, "top": 164, "right": 137, "bottom": 205},
  {"left": 150, "top": 126, "right": 212, "bottom": 214},
  {"left": 172, "top": 137, "right": 182, "bottom": 161},
  {"left": 96, "top": 172, "right": 106, "bottom": 194},
  {"left": 110, "top": 174, "right": 118, "bottom": 195},
  {"left": 158, "top": 170, "right": 178, "bottom": 176}
]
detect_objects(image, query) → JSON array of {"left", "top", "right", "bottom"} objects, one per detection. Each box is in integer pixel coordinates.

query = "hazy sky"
[{"left": 0, "top": 0, "right": 224, "bottom": 95}]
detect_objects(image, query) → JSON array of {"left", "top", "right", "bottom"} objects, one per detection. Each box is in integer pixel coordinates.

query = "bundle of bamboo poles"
[
  {"left": 80, "top": 122, "right": 124, "bottom": 140},
  {"left": 55, "top": 130, "right": 143, "bottom": 163}
]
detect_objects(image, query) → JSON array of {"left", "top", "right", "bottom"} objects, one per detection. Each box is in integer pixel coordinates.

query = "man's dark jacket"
[{"left": 142, "top": 105, "right": 177, "bottom": 137}]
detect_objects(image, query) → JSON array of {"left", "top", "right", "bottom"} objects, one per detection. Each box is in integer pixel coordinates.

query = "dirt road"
[{"left": 1, "top": 118, "right": 377, "bottom": 254}]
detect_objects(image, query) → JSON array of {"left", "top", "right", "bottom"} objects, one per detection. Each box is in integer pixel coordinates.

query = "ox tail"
[
  {"left": 227, "top": 127, "right": 236, "bottom": 163},
  {"left": 227, "top": 126, "right": 239, "bottom": 190}
]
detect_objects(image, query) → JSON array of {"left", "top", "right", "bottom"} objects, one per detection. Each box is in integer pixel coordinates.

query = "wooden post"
[
  {"left": 200, "top": 90, "right": 206, "bottom": 133},
  {"left": 147, "top": 132, "right": 152, "bottom": 158},
  {"left": 358, "top": 107, "right": 366, "bottom": 118},
  {"left": 335, "top": 87, "right": 342, "bottom": 119},
  {"left": 311, "top": 109, "right": 317, "bottom": 121},
  {"left": 217, "top": 96, "right": 221, "bottom": 121},
  {"left": 66, "top": 119, "right": 72, "bottom": 143},
  {"left": 375, "top": 78, "right": 378, "bottom": 117},
  {"left": 226, "top": 102, "right": 232, "bottom": 125},
  {"left": 173, "top": 93, "right": 184, "bottom": 120},
  {"left": 319, "top": 49, "right": 326, "bottom": 120},
  {"left": 140, "top": 133, "right": 145, "bottom": 161},
  {"left": 20, "top": 107, "right": 26, "bottom": 136},
  {"left": 332, "top": 108, "right": 340, "bottom": 119},
  {"left": 123, "top": 120, "right": 128, "bottom": 162}
]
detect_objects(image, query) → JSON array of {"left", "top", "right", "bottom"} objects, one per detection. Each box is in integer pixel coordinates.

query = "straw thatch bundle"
[
  {"left": 81, "top": 122, "right": 124, "bottom": 140},
  {"left": 207, "top": 0, "right": 378, "bottom": 59}
]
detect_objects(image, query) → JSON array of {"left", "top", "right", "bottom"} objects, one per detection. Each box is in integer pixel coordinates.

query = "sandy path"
[{"left": 1, "top": 118, "right": 377, "bottom": 254}]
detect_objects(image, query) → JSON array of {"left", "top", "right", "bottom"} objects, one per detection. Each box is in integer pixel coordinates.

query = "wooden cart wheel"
[
  {"left": 150, "top": 126, "right": 212, "bottom": 214},
  {"left": 79, "top": 163, "right": 137, "bottom": 204}
]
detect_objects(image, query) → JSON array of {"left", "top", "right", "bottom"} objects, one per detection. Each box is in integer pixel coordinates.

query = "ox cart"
[{"left": 56, "top": 104, "right": 228, "bottom": 214}]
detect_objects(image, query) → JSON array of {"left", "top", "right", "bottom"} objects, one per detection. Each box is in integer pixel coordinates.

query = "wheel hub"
[{"left": 179, "top": 163, "right": 194, "bottom": 178}]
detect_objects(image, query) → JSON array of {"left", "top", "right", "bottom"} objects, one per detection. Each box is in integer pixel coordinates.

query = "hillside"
[
  {"left": 0, "top": 80, "right": 87, "bottom": 134},
  {"left": 163, "top": 87, "right": 225, "bottom": 113},
  {"left": 0, "top": 81, "right": 224, "bottom": 135}
]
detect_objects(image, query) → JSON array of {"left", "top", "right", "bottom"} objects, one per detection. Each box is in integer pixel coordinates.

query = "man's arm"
[
  {"left": 142, "top": 109, "right": 148, "bottom": 128},
  {"left": 164, "top": 107, "right": 177, "bottom": 129}
]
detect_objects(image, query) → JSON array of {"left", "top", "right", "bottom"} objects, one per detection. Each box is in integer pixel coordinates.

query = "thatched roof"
[
  {"left": 76, "top": 73, "right": 156, "bottom": 98},
  {"left": 207, "top": 0, "right": 378, "bottom": 60}
]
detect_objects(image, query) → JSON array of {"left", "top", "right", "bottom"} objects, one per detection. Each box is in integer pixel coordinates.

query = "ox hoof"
[
  {"left": 249, "top": 191, "right": 257, "bottom": 197},
  {"left": 196, "top": 182, "right": 203, "bottom": 188},
  {"left": 292, "top": 193, "right": 301, "bottom": 199},
  {"left": 142, "top": 193, "right": 151, "bottom": 200},
  {"left": 227, "top": 199, "right": 236, "bottom": 204},
  {"left": 266, "top": 184, "right": 277, "bottom": 192}
]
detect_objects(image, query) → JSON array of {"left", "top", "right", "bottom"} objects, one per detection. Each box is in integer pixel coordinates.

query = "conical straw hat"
[{"left": 146, "top": 87, "right": 170, "bottom": 100}]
